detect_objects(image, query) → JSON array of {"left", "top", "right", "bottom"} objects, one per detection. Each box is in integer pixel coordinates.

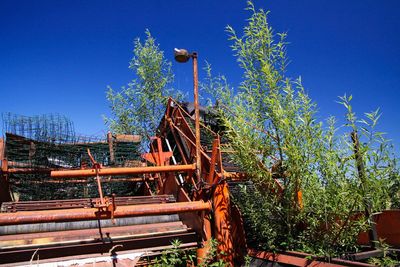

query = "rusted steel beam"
[
  {"left": 12, "top": 177, "right": 158, "bottom": 184},
  {"left": 0, "top": 138, "right": 4, "bottom": 166},
  {"left": 171, "top": 124, "right": 210, "bottom": 161},
  {"left": 7, "top": 167, "right": 53, "bottom": 174},
  {"left": 343, "top": 249, "right": 383, "bottom": 261},
  {"left": 168, "top": 98, "right": 217, "bottom": 136},
  {"left": 207, "top": 137, "right": 219, "bottom": 184},
  {"left": 107, "top": 131, "right": 115, "bottom": 165},
  {"left": 192, "top": 52, "right": 202, "bottom": 182},
  {"left": 2, "top": 195, "right": 174, "bottom": 213},
  {"left": 114, "top": 134, "right": 141, "bottom": 143},
  {"left": 0, "top": 138, "right": 12, "bottom": 205},
  {"left": 248, "top": 249, "right": 375, "bottom": 267},
  {"left": 0, "top": 200, "right": 211, "bottom": 226},
  {"left": 50, "top": 164, "right": 196, "bottom": 178}
]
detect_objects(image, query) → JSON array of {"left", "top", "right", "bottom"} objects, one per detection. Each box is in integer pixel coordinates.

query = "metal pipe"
[
  {"left": 0, "top": 200, "right": 211, "bottom": 226},
  {"left": 16, "top": 177, "right": 158, "bottom": 184},
  {"left": 208, "top": 137, "right": 219, "bottom": 184},
  {"left": 51, "top": 164, "right": 196, "bottom": 178},
  {"left": 192, "top": 52, "right": 201, "bottom": 182}
]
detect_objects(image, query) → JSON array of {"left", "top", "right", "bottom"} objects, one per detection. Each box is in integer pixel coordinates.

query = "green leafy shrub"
[
  {"left": 203, "top": 1, "right": 400, "bottom": 258},
  {"left": 104, "top": 30, "right": 183, "bottom": 149},
  {"left": 150, "top": 239, "right": 227, "bottom": 267}
]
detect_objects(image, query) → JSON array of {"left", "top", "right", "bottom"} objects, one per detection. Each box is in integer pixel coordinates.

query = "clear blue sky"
[{"left": 1, "top": 1, "right": 399, "bottom": 148}]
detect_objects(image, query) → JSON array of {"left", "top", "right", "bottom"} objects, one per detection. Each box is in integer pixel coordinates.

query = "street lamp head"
[{"left": 174, "top": 48, "right": 190, "bottom": 63}]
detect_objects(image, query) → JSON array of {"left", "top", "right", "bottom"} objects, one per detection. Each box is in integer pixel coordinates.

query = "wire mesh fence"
[{"left": 2, "top": 113, "right": 142, "bottom": 201}]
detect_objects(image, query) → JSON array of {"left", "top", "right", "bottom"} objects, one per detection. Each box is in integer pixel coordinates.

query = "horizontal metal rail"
[
  {"left": 50, "top": 164, "right": 196, "bottom": 178},
  {"left": 248, "top": 249, "right": 375, "bottom": 267},
  {"left": 1, "top": 195, "right": 175, "bottom": 213},
  {"left": 0, "top": 200, "right": 211, "bottom": 226}
]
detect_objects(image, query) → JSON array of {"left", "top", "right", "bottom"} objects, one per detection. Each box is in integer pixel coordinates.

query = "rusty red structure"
[
  {"left": 0, "top": 97, "right": 242, "bottom": 265},
  {"left": 1, "top": 97, "right": 400, "bottom": 266},
  {"left": 0, "top": 52, "right": 399, "bottom": 266},
  {"left": 1, "top": 98, "right": 399, "bottom": 266}
]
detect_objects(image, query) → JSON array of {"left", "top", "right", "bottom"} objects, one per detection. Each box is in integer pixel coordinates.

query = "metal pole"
[
  {"left": 51, "top": 164, "right": 196, "bottom": 178},
  {"left": 0, "top": 200, "right": 212, "bottom": 226},
  {"left": 192, "top": 52, "right": 201, "bottom": 182},
  {"left": 107, "top": 132, "right": 115, "bottom": 165}
]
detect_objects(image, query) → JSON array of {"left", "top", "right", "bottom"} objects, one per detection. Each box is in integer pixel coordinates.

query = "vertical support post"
[
  {"left": 197, "top": 137, "right": 220, "bottom": 265},
  {"left": 208, "top": 137, "right": 220, "bottom": 184},
  {"left": 213, "top": 181, "right": 234, "bottom": 265},
  {"left": 157, "top": 137, "right": 164, "bottom": 166},
  {"left": 0, "top": 138, "right": 12, "bottom": 204},
  {"left": 107, "top": 132, "right": 115, "bottom": 165},
  {"left": 351, "top": 131, "right": 378, "bottom": 247},
  {"left": 0, "top": 138, "right": 4, "bottom": 172},
  {"left": 197, "top": 212, "right": 213, "bottom": 265},
  {"left": 192, "top": 52, "right": 201, "bottom": 182},
  {"left": 87, "top": 148, "right": 105, "bottom": 207}
]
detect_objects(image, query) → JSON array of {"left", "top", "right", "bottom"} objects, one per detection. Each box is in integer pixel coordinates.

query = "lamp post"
[{"left": 174, "top": 48, "right": 201, "bottom": 182}]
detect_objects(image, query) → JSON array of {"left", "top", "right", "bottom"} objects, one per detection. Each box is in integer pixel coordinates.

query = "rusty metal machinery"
[
  {"left": 0, "top": 133, "right": 181, "bottom": 264},
  {"left": 0, "top": 98, "right": 245, "bottom": 265},
  {"left": 1, "top": 101, "right": 400, "bottom": 266}
]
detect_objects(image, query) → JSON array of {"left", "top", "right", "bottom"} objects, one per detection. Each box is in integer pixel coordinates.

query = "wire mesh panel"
[{"left": 2, "top": 113, "right": 142, "bottom": 201}]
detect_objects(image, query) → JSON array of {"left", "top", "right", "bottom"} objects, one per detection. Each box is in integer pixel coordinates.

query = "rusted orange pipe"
[
  {"left": 51, "top": 164, "right": 196, "bottom": 178},
  {"left": 207, "top": 137, "right": 220, "bottom": 184},
  {"left": 192, "top": 52, "right": 202, "bottom": 182},
  {"left": 0, "top": 200, "right": 211, "bottom": 226}
]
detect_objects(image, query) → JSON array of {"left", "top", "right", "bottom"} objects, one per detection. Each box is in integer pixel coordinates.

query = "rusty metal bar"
[
  {"left": 192, "top": 52, "right": 201, "bottom": 182},
  {"left": 0, "top": 138, "right": 12, "bottom": 204},
  {"left": 0, "top": 200, "right": 211, "bottom": 226},
  {"left": 249, "top": 249, "right": 375, "bottom": 267},
  {"left": 0, "top": 138, "right": 4, "bottom": 166},
  {"left": 1, "top": 195, "right": 174, "bottom": 213},
  {"left": 207, "top": 137, "right": 219, "bottom": 184},
  {"left": 157, "top": 137, "right": 164, "bottom": 166},
  {"left": 107, "top": 131, "right": 115, "bottom": 165},
  {"left": 168, "top": 97, "right": 217, "bottom": 137},
  {"left": 7, "top": 167, "right": 53, "bottom": 174},
  {"left": 13, "top": 177, "right": 158, "bottom": 184},
  {"left": 344, "top": 249, "right": 383, "bottom": 261},
  {"left": 171, "top": 123, "right": 210, "bottom": 161},
  {"left": 86, "top": 148, "right": 106, "bottom": 206},
  {"left": 50, "top": 164, "right": 196, "bottom": 178}
]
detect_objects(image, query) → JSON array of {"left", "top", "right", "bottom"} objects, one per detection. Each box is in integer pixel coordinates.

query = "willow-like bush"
[{"left": 202, "top": 1, "right": 400, "bottom": 257}]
